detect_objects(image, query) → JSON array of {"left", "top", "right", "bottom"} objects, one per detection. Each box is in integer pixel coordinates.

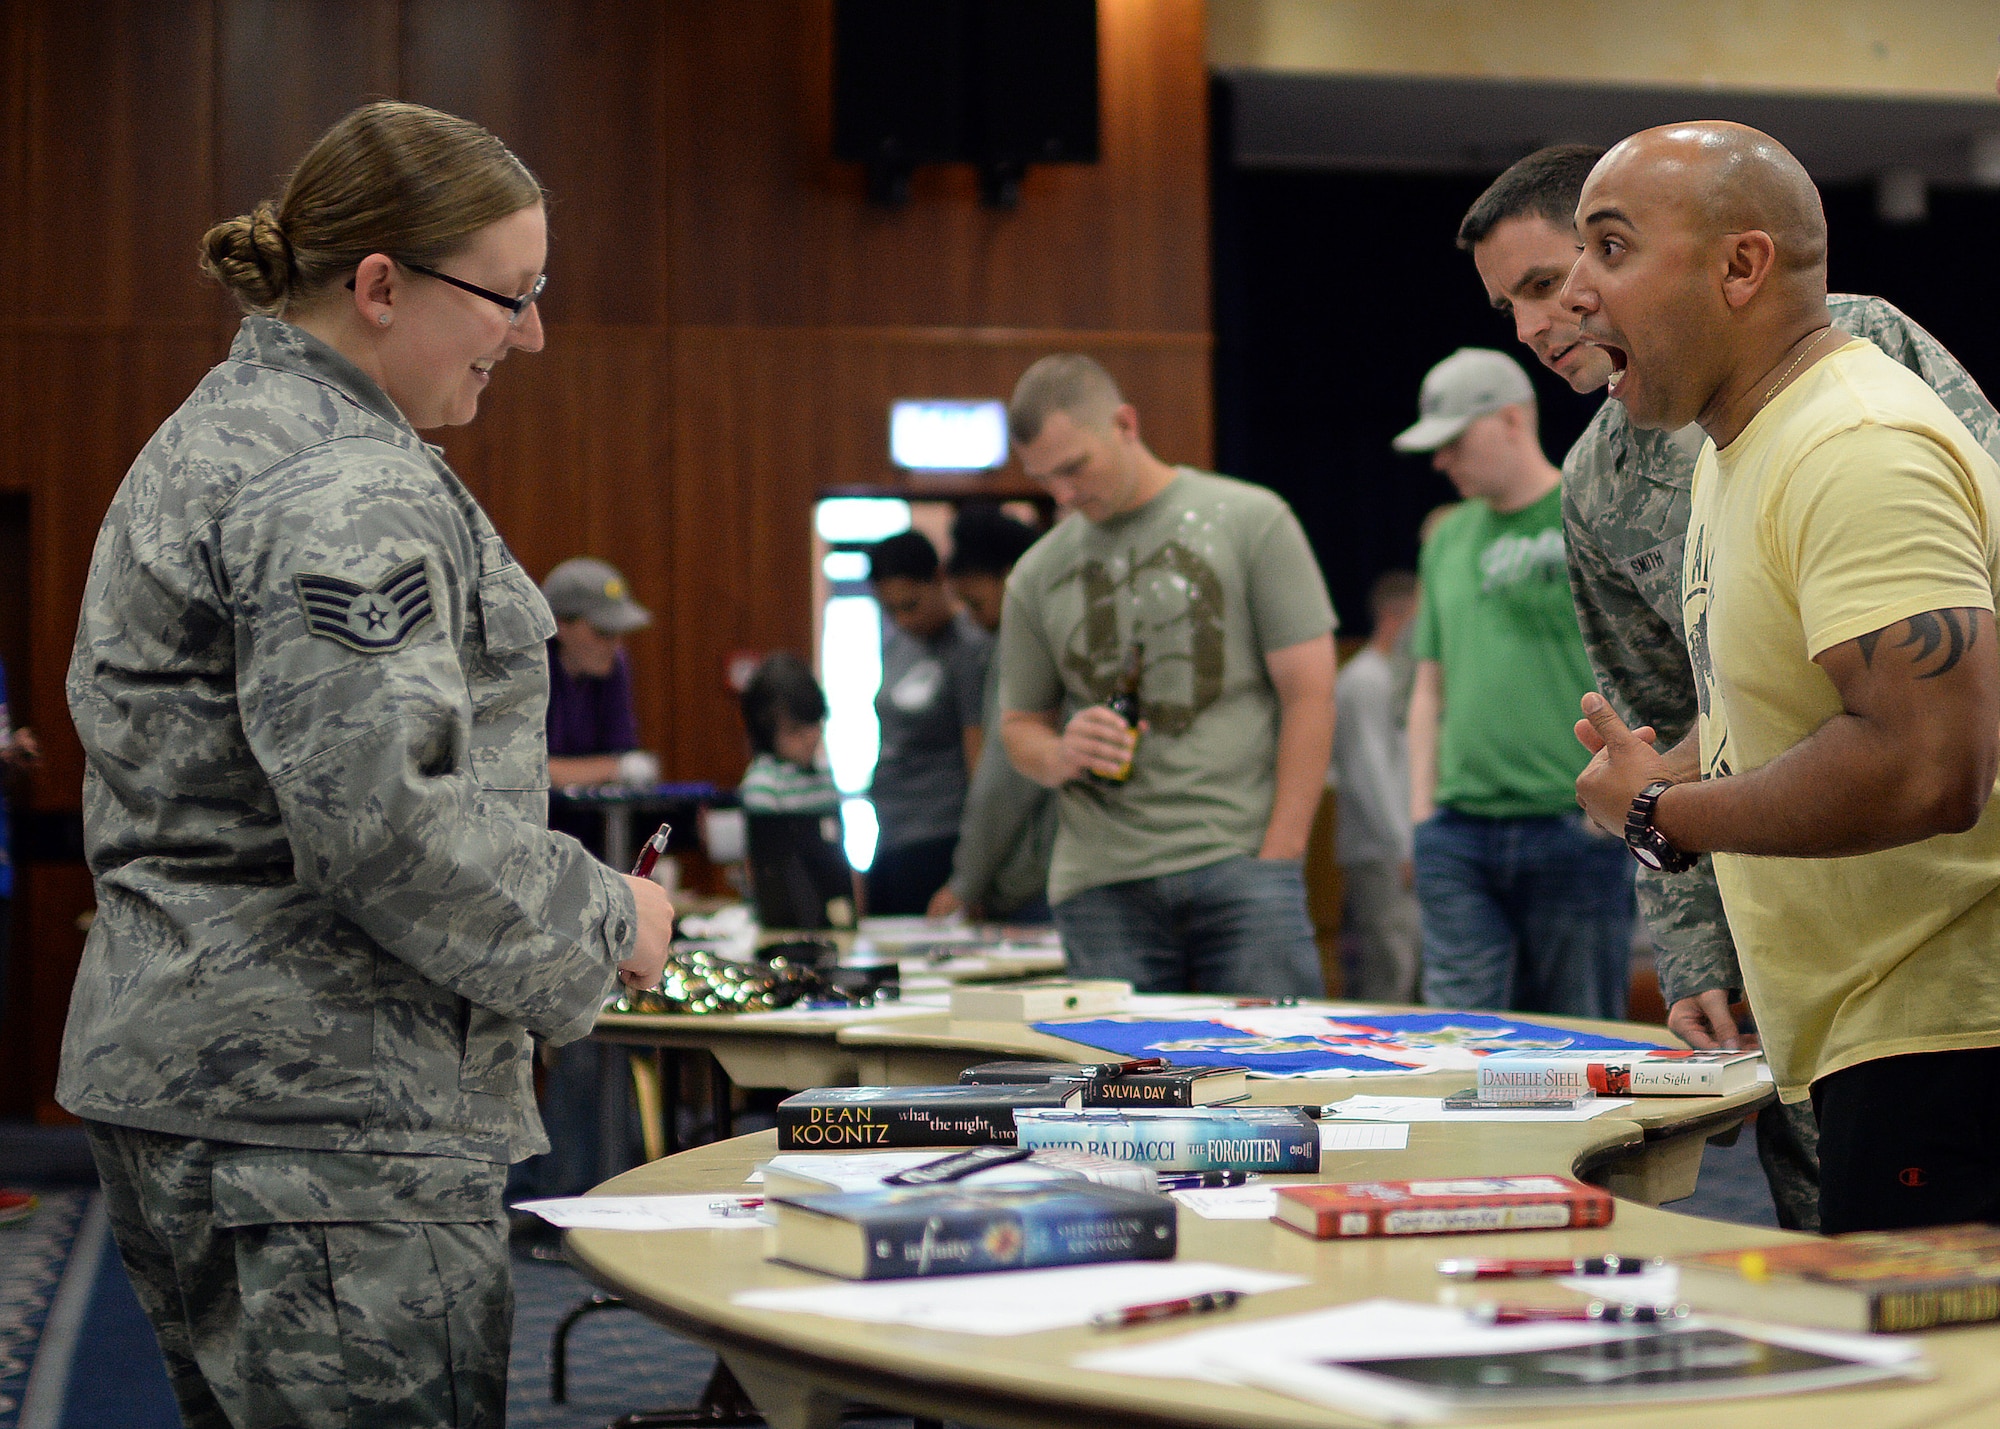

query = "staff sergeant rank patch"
[{"left": 294, "top": 558, "right": 435, "bottom": 653}]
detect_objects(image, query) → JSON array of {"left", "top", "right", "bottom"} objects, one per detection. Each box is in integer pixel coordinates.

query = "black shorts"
[{"left": 1812, "top": 1045, "right": 2000, "bottom": 1235}]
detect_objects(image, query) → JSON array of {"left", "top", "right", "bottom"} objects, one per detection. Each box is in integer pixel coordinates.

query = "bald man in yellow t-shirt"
[{"left": 1562, "top": 122, "right": 2000, "bottom": 1235}]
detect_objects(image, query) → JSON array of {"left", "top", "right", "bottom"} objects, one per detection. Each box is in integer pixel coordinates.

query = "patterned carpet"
[{"left": 0, "top": 1190, "right": 90, "bottom": 1429}]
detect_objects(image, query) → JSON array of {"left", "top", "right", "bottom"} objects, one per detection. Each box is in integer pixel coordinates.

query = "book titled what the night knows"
[
  {"left": 775, "top": 1084, "right": 1081, "bottom": 1149},
  {"left": 768, "top": 1181, "right": 1177, "bottom": 1280}
]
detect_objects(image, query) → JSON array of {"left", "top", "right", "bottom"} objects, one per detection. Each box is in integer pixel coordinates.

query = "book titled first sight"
[{"left": 775, "top": 1084, "right": 1081, "bottom": 1149}]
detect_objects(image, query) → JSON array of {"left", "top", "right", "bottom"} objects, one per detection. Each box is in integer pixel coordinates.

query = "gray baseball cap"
[
  {"left": 541, "top": 557, "right": 652, "bottom": 634},
  {"left": 1392, "top": 347, "right": 1536, "bottom": 453}
]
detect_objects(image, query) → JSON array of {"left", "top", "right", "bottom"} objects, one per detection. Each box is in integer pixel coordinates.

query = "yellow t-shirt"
[{"left": 1683, "top": 338, "right": 2000, "bottom": 1101}]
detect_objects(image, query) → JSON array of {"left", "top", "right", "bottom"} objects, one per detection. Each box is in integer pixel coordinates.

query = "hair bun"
[{"left": 199, "top": 201, "right": 295, "bottom": 315}]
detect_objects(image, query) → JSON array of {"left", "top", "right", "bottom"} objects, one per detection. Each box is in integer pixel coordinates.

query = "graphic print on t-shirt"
[
  {"left": 887, "top": 658, "right": 943, "bottom": 712},
  {"left": 1682, "top": 520, "right": 1733, "bottom": 778},
  {"left": 1478, "top": 528, "right": 1566, "bottom": 594},
  {"left": 1052, "top": 540, "right": 1223, "bottom": 736}
]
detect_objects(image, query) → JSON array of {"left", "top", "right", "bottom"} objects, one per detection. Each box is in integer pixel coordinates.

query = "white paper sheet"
[
  {"left": 1171, "top": 1185, "right": 1279, "bottom": 1220},
  {"left": 511, "top": 1194, "right": 765, "bottom": 1231},
  {"left": 733, "top": 1261, "right": 1305, "bottom": 1335},
  {"left": 1320, "top": 1095, "right": 1634, "bottom": 1123},
  {"left": 1320, "top": 1122, "right": 1411, "bottom": 1150}
]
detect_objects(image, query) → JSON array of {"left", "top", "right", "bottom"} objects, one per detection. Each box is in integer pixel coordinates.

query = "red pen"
[
  {"left": 1090, "top": 1289, "right": 1241, "bottom": 1329},
  {"left": 1437, "top": 1255, "right": 1661, "bottom": 1280},
  {"left": 631, "top": 822, "right": 673, "bottom": 879},
  {"left": 1471, "top": 1301, "right": 1688, "bottom": 1326}
]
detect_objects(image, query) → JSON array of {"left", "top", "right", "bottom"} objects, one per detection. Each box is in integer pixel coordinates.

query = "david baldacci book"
[
  {"left": 775, "top": 1084, "right": 1081, "bottom": 1149},
  {"left": 1012, "top": 1105, "right": 1320, "bottom": 1172},
  {"left": 767, "top": 1181, "right": 1177, "bottom": 1280},
  {"left": 1676, "top": 1223, "right": 2000, "bottom": 1332},
  {"left": 1478, "top": 1047, "right": 1764, "bottom": 1098},
  {"left": 757, "top": 1147, "right": 1158, "bottom": 1200},
  {"left": 1274, "top": 1176, "right": 1613, "bottom": 1239},
  {"left": 958, "top": 1059, "right": 1250, "bottom": 1107}
]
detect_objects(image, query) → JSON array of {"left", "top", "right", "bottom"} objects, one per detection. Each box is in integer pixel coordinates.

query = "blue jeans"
[
  {"left": 1052, "top": 855, "right": 1325, "bottom": 997},
  {"left": 1413, "top": 809, "right": 1635, "bottom": 1020}
]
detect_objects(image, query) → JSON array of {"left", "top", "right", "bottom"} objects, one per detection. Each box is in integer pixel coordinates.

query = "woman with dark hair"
[{"left": 60, "top": 101, "right": 674, "bottom": 1426}]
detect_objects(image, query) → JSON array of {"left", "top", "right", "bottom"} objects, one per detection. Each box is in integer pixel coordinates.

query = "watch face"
[{"left": 1629, "top": 841, "right": 1666, "bottom": 871}]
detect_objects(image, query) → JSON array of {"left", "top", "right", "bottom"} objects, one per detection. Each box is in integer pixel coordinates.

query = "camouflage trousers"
[
  {"left": 1756, "top": 1093, "right": 1822, "bottom": 1233},
  {"left": 85, "top": 1121, "right": 511, "bottom": 1428}
]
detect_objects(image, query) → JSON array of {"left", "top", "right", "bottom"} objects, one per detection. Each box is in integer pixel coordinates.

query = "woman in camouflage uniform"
[{"left": 60, "top": 102, "right": 674, "bottom": 1428}]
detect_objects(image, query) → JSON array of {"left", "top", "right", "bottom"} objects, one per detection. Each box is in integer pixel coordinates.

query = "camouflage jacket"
[
  {"left": 59, "top": 317, "right": 633, "bottom": 1162},
  {"left": 1563, "top": 294, "right": 2000, "bottom": 1004}
]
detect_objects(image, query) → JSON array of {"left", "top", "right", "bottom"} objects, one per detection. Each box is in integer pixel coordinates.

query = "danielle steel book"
[
  {"left": 1274, "top": 1176, "right": 1613, "bottom": 1239},
  {"left": 1478, "top": 1048, "right": 1764, "bottom": 1098},
  {"left": 767, "top": 1181, "right": 1176, "bottom": 1280}
]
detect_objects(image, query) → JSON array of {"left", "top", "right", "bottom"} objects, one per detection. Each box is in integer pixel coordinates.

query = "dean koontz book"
[
  {"left": 768, "top": 1181, "right": 1178, "bottom": 1279},
  {"left": 1274, "top": 1176, "right": 1614, "bottom": 1238},
  {"left": 1012, "top": 1105, "right": 1321, "bottom": 1172},
  {"left": 774, "top": 1084, "right": 1081, "bottom": 1149}
]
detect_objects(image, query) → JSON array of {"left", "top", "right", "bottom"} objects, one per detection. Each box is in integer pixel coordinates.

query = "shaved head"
[
  {"left": 1561, "top": 121, "right": 1835, "bottom": 439},
  {"left": 1590, "top": 122, "right": 1827, "bottom": 281}
]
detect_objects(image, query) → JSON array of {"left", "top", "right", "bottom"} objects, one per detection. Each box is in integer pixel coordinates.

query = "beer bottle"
[{"left": 1094, "top": 641, "right": 1145, "bottom": 784}]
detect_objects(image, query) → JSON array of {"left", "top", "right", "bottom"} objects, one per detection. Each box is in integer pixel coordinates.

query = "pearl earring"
[{"left": 377, "top": 313, "right": 391, "bottom": 326}]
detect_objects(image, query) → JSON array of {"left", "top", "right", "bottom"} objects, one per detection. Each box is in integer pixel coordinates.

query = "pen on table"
[
  {"left": 1232, "top": 995, "right": 1300, "bottom": 1008},
  {"left": 1436, "top": 1254, "right": 1663, "bottom": 1280},
  {"left": 1081, "top": 1058, "right": 1170, "bottom": 1076},
  {"left": 708, "top": 1196, "right": 764, "bottom": 1217},
  {"left": 1090, "top": 1289, "right": 1241, "bottom": 1329},
  {"left": 1471, "top": 1301, "right": 1688, "bottom": 1326},
  {"left": 630, "top": 822, "right": 673, "bottom": 879},
  {"left": 1157, "top": 1171, "right": 1257, "bottom": 1191}
]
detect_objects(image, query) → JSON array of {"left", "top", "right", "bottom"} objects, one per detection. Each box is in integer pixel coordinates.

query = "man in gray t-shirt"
[
  {"left": 867, "top": 530, "right": 991, "bottom": 915},
  {"left": 998, "top": 355, "right": 1338, "bottom": 995}
]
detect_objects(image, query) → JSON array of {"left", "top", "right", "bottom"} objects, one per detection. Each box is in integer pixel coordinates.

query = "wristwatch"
[{"left": 1625, "top": 779, "right": 1697, "bottom": 873}]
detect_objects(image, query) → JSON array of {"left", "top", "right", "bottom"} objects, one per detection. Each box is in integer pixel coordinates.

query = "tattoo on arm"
[{"left": 1856, "top": 609, "right": 1980, "bottom": 678}]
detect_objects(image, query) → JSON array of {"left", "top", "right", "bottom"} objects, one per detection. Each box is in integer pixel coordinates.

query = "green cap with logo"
[{"left": 541, "top": 557, "right": 652, "bottom": 634}]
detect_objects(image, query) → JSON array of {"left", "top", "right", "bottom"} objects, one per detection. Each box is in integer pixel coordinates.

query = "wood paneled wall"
[{"left": 0, "top": 0, "right": 1210, "bottom": 1117}]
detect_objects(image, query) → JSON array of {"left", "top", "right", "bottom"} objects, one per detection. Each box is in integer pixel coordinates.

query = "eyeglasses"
[
  {"left": 403, "top": 263, "right": 546, "bottom": 322},
  {"left": 346, "top": 264, "right": 547, "bottom": 323}
]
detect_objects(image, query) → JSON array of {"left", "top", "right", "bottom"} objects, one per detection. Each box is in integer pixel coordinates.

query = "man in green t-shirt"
[
  {"left": 997, "top": 354, "right": 1338, "bottom": 995},
  {"left": 1396, "top": 347, "right": 1634, "bottom": 1019}
]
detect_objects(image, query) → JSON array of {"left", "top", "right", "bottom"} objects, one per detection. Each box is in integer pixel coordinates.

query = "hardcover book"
[
  {"left": 1478, "top": 1048, "right": 1764, "bottom": 1098},
  {"left": 958, "top": 1060, "right": 1250, "bottom": 1107},
  {"left": 757, "top": 1148, "right": 1158, "bottom": 1200},
  {"left": 1676, "top": 1223, "right": 2000, "bottom": 1332},
  {"left": 1274, "top": 1176, "right": 1613, "bottom": 1239},
  {"left": 768, "top": 1181, "right": 1177, "bottom": 1280},
  {"left": 1012, "top": 1105, "right": 1321, "bottom": 1172},
  {"left": 948, "top": 979, "right": 1132, "bottom": 1021},
  {"left": 775, "top": 1084, "right": 1081, "bottom": 1150}
]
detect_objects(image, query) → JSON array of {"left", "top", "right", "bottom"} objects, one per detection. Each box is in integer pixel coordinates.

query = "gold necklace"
[{"left": 1760, "top": 326, "right": 1835, "bottom": 410}]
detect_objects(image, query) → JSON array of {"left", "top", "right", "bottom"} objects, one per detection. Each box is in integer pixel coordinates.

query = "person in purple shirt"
[{"left": 543, "top": 556, "right": 657, "bottom": 788}]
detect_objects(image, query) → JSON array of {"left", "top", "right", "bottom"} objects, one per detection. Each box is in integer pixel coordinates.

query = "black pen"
[
  {"left": 1156, "top": 1171, "right": 1255, "bottom": 1191},
  {"left": 1091, "top": 1289, "right": 1241, "bottom": 1329}
]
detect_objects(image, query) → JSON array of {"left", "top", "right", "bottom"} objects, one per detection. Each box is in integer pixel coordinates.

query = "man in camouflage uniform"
[
  {"left": 61, "top": 315, "right": 667, "bottom": 1426},
  {"left": 1456, "top": 145, "right": 2000, "bottom": 1231}
]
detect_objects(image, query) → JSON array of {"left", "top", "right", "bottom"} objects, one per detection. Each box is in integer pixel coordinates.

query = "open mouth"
[{"left": 1600, "top": 344, "right": 1631, "bottom": 397}]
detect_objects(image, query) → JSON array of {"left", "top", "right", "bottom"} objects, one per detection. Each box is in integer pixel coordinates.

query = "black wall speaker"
[{"left": 834, "top": 0, "right": 1099, "bottom": 208}]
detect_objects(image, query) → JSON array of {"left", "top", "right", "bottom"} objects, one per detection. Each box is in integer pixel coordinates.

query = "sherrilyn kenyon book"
[
  {"left": 1235, "top": 1324, "right": 1925, "bottom": 1420},
  {"left": 958, "top": 1059, "right": 1251, "bottom": 1106},
  {"left": 1478, "top": 1048, "right": 1764, "bottom": 1098},
  {"left": 767, "top": 1181, "right": 1177, "bottom": 1280},
  {"left": 1012, "top": 1105, "right": 1320, "bottom": 1172},
  {"left": 1274, "top": 1176, "right": 1613, "bottom": 1239},
  {"left": 1677, "top": 1223, "right": 2000, "bottom": 1332},
  {"left": 756, "top": 1147, "right": 1158, "bottom": 1200},
  {"left": 774, "top": 1084, "right": 1081, "bottom": 1150}
]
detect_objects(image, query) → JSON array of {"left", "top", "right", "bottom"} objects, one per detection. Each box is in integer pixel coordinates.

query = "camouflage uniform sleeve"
[
  {"left": 1563, "top": 411, "right": 1742, "bottom": 1004},
  {"left": 224, "top": 444, "right": 631, "bottom": 1045}
]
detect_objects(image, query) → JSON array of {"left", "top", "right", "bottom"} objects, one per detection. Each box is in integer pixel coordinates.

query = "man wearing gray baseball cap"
[
  {"left": 1394, "top": 348, "right": 1635, "bottom": 1022},
  {"left": 541, "top": 556, "right": 659, "bottom": 790}
]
